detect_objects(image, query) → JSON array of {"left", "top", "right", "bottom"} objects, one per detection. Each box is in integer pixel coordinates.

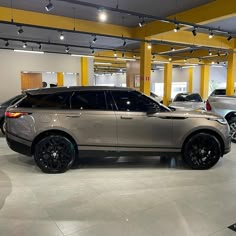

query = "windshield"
[{"left": 174, "top": 93, "right": 203, "bottom": 102}]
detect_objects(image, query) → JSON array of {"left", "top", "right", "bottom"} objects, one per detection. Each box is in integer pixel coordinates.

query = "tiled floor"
[{"left": 0, "top": 136, "right": 236, "bottom": 236}]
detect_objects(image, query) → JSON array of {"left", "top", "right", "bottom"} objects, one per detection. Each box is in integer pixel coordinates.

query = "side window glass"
[{"left": 71, "top": 91, "right": 107, "bottom": 110}]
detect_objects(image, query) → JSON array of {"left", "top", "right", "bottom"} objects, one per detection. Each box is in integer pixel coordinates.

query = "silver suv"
[{"left": 5, "top": 87, "right": 231, "bottom": 173}]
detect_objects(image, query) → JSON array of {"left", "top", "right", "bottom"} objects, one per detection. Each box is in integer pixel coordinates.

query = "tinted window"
[
  {"left": 1, "top": 95, "right": 24, "bottom": 107},
  {"left": 174, "top": 93, "right": 202, "bottom": 102},
  {"left": 111, "top": 91, "right": 160, "bottom": 112},
  {"left": 71, "top": 91, "right": 107, "bottom": 110},
  {"left": 18, "top": 92, "right": 70, "bottom": 109}
]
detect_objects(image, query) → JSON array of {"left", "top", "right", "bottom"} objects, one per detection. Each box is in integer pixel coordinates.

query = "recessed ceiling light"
[
  {"left": 59, "top": 32, "right": 65, "bottom": 40},
  {"left": 98, "top": 9, "right": 107, "bottom": 22},
  {"left": 209, "top": 31, "right": 214, "bottom": 39},
  {"left": 45, "top": 0, "right": 54, "bottom": 12}
]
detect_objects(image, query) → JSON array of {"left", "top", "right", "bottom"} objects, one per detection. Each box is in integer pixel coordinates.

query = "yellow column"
[
  {"left": 140, "top": 42, "right": 151, "bottom": 95},
  {"left": 200, "top": 65, "right": 210, "bottom": 100},
  {"left": 163, "top": 63, "right": 172, "bottom": 106},
  {"left": 226, "top": 52, "right": 236, "bottom": 95},
  {"left": 81, "top": 57, "right": 88, "bottom": 86},
  {"left": 188, "top": 67, "right": 193, "bottom": 93},
  {"left": 57, "top": 72, "right": 64, "bottom": 87}
]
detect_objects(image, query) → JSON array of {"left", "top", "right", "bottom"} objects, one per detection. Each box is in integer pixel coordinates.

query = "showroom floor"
[{"left": 0, "top": 136, "right": 236, "bottom": 236}]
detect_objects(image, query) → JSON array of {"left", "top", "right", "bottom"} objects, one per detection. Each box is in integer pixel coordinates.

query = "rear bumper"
[{"left": 6, "top": 133, "right": 32, "bottom": 157}]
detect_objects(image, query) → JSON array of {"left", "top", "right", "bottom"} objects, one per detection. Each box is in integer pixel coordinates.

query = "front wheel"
[
  {"left": 183, "top": 133, "right": 221, "bottom": 169},
  {"left": 34, "top": 135, "right": 76, "bottom": 173},
  {"left": 228, "top": 117, "right": 236, "bottom": 143}
]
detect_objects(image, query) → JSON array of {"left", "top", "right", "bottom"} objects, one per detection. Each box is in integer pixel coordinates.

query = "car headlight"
[{"left": 208, "top": 117, "right": 227, "bottom": 125}]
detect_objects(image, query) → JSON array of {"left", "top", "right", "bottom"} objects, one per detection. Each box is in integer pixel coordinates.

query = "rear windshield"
[{"left": 174, "top": 93, "right": 203, "bottom": 102}]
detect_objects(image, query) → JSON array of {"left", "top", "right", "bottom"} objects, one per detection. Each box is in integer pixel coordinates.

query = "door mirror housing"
[{"left": 146, "top": 104, "right": 159, "bottom": 115}]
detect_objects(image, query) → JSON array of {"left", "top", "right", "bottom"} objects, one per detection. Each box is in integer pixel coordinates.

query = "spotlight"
[
  {"left": 208, "top": 50, "right": 212, "bottom": 56},
  {"left": 59, "top": 32, "right": 64, "bottom": 40},
  {"left": 199, "top": 59, "right": 202, "bottom": 63},
  {"left": 114, "top": 51, "right": 117, "bottom": 57},
  {"left": 5, "top": 40, "right": 9, "bottom": 47},
  {"left": 217, "top": 51, "right": 221, "bottom": 57},
  {"left": 123, "top": 39, "right": 127, "bottom": 47},
  {"left": 227, "top": 34, "right": 232, "bottom": 41},
  {"left": 169, "top": 58, "right": 172, "bottom": 61},
  {"left": 65, "top": 46, "right": 70, "bottom": 53},
  {"left": 17, "top": 26, "right": 24, "bottom": 35},
  {"left": 23, "top": 42, "right": 27, "bottom": 48},
  {"left": 138, "top": 18, "right": 145, "bottom": 27},
  {"left": 209, "top": 31, "right": 214, "bottom": 39},
  {"left": 133, "top": 54, "right": 136, "bottom": 58},
  {"left": 45, "top": 0, "right": 54, "bottom": 12},
  {"left": 98, "top": 8, "right": 107, "bottom": 22},
  {"left": 173, "top": 24, "right": 180, "bottom": 32},
  {"left": 92, "top": 36, "right": 97, "bottom": 43},
  {"left": 184, "top": 58, "right": 187, "bottom": 62},
  {"left": 192, "top": 27, "right": 197, "bottom": 36},
  {"left": 38, "top": 43, "right": 42, "bottom": 50},
  {"left": 91, "top": 48, "right": 95, "bottom": 54},
  {"left": 122, "top": 52, "right": 125, "bottom": 58},
  {"left": 148, "top": 44, "right": 152, "bottom": 49},
  {"left": 171, "top": 47, "right": 175, "bottom": 51},
  {"left": 211, "top": 61, "right": 215, "bottom": 64},
  {"left": 152, "top": 54, "right": 155, "bottom": 59}
]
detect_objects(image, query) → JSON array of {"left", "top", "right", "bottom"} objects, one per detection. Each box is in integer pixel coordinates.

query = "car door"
[
  {"left": 111, "top": 90, "right": 173, "bottom": 149},
  {"left": 67, "top": 90, "right": 117, "bottom": 150}
]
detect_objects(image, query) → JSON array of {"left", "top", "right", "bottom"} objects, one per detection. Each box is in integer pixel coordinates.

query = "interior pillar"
[
  {"left": 226, "top": 52, "right": 236, "bottom": 95},
  {"left": 81, "top": 57, "right": 88, "bottom": 86},
  {"left": 188, "top": 67, "right": 193, "bottom": 93},
  {"left": 163, "top": 63, "right": 172, "bottom": 106},
  {"left": 57, "top": 72, "right": 64, "bottom": 87},
  {"left": 200, "top": 65, "right": 210, "bottom": 100},
  {"left": 140, "top": 42, "right": 151, "bottom": 95}
]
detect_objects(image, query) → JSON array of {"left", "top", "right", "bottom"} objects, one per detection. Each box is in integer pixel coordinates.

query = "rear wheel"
[
  {"left": 228, "top": 117, "right": 236, "bottom": 143},
  {"left": 34, "top": 135, "right": 76, "bottom": 173},
  {"left": 0, "top": 120, "right": 6, "bottom": 135},
  {"left": 183, "top": 133, "right": 221, "bottom": 169}
]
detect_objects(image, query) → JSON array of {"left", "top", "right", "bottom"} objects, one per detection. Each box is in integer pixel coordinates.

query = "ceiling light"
[
  {"left": 114, "top": 51, "right": 117, "bottom": 57},
  {"left": 92, "top": 36, "right": 97, "bottom": 43},
  {"left": 169, "top": 58, "right": 172, "bottom": 61},
  {"left": 173, "top": 24, "right": 180, "bottom": 32},
  {"left": 227, "top": 34, "right": 232, "bottom": 41},
  {"left": 152, "top": 55, "right": 155, "bottom": 59},
  {"left": 94, "top": 62, "right": 112, "bottom": 65},
  {"left": 208, "top": 50, "right": 212, "bottom": 56},
  {"left": 17, "top": 26, "right": 24, "bottom": 35},
  {"left": 65, "top": 46, "right": 70, "bottom": 53},
  {"left": 123, "top": 39, "right": 127, "bottom": 47},
  {"left": 148, "top": 44, "right": 152, "bottom": 49},
  {"left": 122, "top": 52, "right": 125, "bottom": 57},
  {"left": 59, "top": 32, "right": 64, "bottom": 40},
  {"left": 91, "top": 48, "right": 95, "bottom": 54},
  {"left": 117, "top": 58, "right": 136, "bottom": 61},
  {"left": 38, "top": 43, "right": 42, "bottom": 50},
  {"left": 5, "top": 40, "right": 9, "bottom": 47},
  {"left": 171, "top": 47, "right": 175, "bottom": 51},
  {"left": 98, "top": 8, "right": 107, "bottom": 22},
  {"left": 184, "top": 58, "right": 187, "bottom": 62},
  {"left": 71, "top": 54, "right": 94, "bottom": 58},
  {"left": 209, "top": 31, "right": 214, "bottom": 39},
  {"left": 217, "top": 51, "right": 221, "bottom": 57},
  {"left": 133, "top": 54, "right": 136, "bottom": 58},
  {"left": 211, "top": 61, "right": 215, "bottom": 64},
  {"left": 45, "top": 0, "right": 54, "bottom": 12},
  {"left": 14, "top": 49, "right": 44, "bottom": 54},
  {"left": 192, "top": 28, "right": 197, "bottom": 36},
  {"left": 138, "top": 18, "right": 145, "bottom": 27},
  {"left": 23, "top": 42, "right": 27, "bottom": 48}
]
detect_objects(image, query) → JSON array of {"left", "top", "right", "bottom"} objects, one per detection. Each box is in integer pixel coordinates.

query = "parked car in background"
[
  {"left": 209, "top": 88, "right": 235, "bottom": 97},
  {"left": 5, "top": 86, "right": 230, "bottom": 173},
  {"left": 0, "top": 94, "right": 25, "bottom": 134},
  {"left": 206, "top": 95, "right": 236, "bottom": 143},
  {"left": 169, "top": 93, "right": 205, "bottom": 110}
]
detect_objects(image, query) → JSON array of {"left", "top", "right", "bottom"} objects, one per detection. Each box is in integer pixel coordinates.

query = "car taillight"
[
  {"left": 206, "top": 100, "right": 211, "bottom": 111},
  {"left": 5, "top": 111, "right": 28, "bottom": 118}
]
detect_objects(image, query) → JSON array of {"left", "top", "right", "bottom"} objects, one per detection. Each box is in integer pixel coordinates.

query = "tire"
[
  {"left": 228, "top": 117, "right": 236, "bottom": 143},
  {"left": 34, "top": 135, "right": 76, "bottom": 173},
  {"left": 183, "top": 133, "right": 221, "bottom": 170},
  {"left": 0, "top": 120, "right": 6, "bottom": 135}
]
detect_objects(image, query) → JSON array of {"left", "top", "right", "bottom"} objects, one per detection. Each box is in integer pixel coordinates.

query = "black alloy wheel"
[
  {"left": 34, "top": 135, "right": 76, "bottom": 173},
  {"left": 228, "top": 117, "right": 236, "bottom": 143},
  {"left": 183, "top": 133, "right": 221, "bottom": 169},
  {"left": 0, "top": 120, "right": 5, "bottom": 135}
]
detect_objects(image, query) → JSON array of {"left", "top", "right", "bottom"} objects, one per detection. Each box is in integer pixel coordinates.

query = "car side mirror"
[{"left": 147, "top": 104, "right": 158, "bottom": 115}]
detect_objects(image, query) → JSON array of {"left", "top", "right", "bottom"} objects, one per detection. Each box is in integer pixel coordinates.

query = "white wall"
[
  {"left": 95, "top": 73, "right": 126, "bottom": 87},
  {"left": 0, "top": 49, "right": 82, "bottom": 102}
]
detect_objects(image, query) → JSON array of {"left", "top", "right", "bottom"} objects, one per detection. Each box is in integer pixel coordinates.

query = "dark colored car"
[{"left": 0, "top": 94, "right": 25, "bottom": 134}]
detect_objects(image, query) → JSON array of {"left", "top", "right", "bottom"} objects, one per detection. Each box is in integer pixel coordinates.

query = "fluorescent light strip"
[
  {"left": 153, "top": 60, "right": 169, "bottom": 64},
  {"left": 71, "top": 54, "right": 94, "bottom": 58},
  {"left": 117, "top": 58, "right": 136, "bottom": 61},
  {"left": 14, "top": 49, "right": 44, "bottom": 54},
  {"left": 94, "top": 62, "right": 112, "bottom": 65}
]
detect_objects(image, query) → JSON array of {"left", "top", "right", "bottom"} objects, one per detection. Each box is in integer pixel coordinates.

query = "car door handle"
[
  {"left": 120, "top": 116, "right": 133, "bottom": 120},
  {"left": 66, "top": 114, "right": 82, "bottom": 118}
]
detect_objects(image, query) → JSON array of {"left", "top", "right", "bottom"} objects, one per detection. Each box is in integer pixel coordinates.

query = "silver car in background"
[
  {"left": 5, "top": 87, "right": 231, "bottom": 173},
  {"left": 170, "top": 93, "right": 205, "bottom": 110}
]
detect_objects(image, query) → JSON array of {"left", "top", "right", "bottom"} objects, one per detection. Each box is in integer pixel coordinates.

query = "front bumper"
[{"left": 6, "top": 133, "right": 32, "bottom": 157}]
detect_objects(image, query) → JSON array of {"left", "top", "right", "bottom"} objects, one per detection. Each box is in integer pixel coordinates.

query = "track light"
[
  {"left": 38, "top": 43, "right": 42, "bottom": 50},
  {"left": 92, "top": 36, "right": 97, "bottom": 43},
  {"left": 65, "top": 46, "right": 70, "bottom": 53},
  {"left": 123, "top": 39, "right": 127, "bottom": 47},
  {"left": 91, "top": 48, "right": 95, "bottom": 54},
  {"left": 17, "top": 26, "right": 24, "bottom": 35},
  {"left": 122, "top": 52, "right": 125, "bottom": 58},
  {"left": 45, "top": 0, "right": 54, "bottom": 12},
  {"left": 5, "top": 40, "right": 9, "bottom": 47},
  {"left": 184, "top": 58, "right": 187, "bottom": 62},
  {"left": 138, "top": 18, "right": 145, "bottom": 27},
  {"left": 192, "top": 28, "right": 197, "bottom": 36},
  {"left": 217, "top": 51, "right": 221, "bottom": 57},
  {"left": 173, "top": 24, "right": 180, "bottom": 32},
  {"left": 23, "top": 42, "right": 27, "bottom": 48},
  {"left": 98, "top": 8, "right": 107, "bottom": 22},
  {"left": 227, "top": 34, "right": 232, "bottom": 41},
  {"left": 133, "top": 54, "right": 136, "bottom": 58},
  {"left": 114, "top": 51, "right": 117, "bottom": 57},
  {"left": 209, "top": 31, "right": 214, "bottom": 39},
  {"left": 208, "top": 50, "right": 212, "bottom": 56},
  {"left": 152, "top": 54, "right": 155, "bottom": 59},
  {"left": 59, "top": 32, "right": 64, "bottom": 40},
  {"left": 171, "top": 47, "right": 175, "bottom": 51}
]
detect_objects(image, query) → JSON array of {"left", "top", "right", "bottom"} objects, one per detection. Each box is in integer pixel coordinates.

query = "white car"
[{"left": 170, "top": 93, "right": 205, "bottom": 110}]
